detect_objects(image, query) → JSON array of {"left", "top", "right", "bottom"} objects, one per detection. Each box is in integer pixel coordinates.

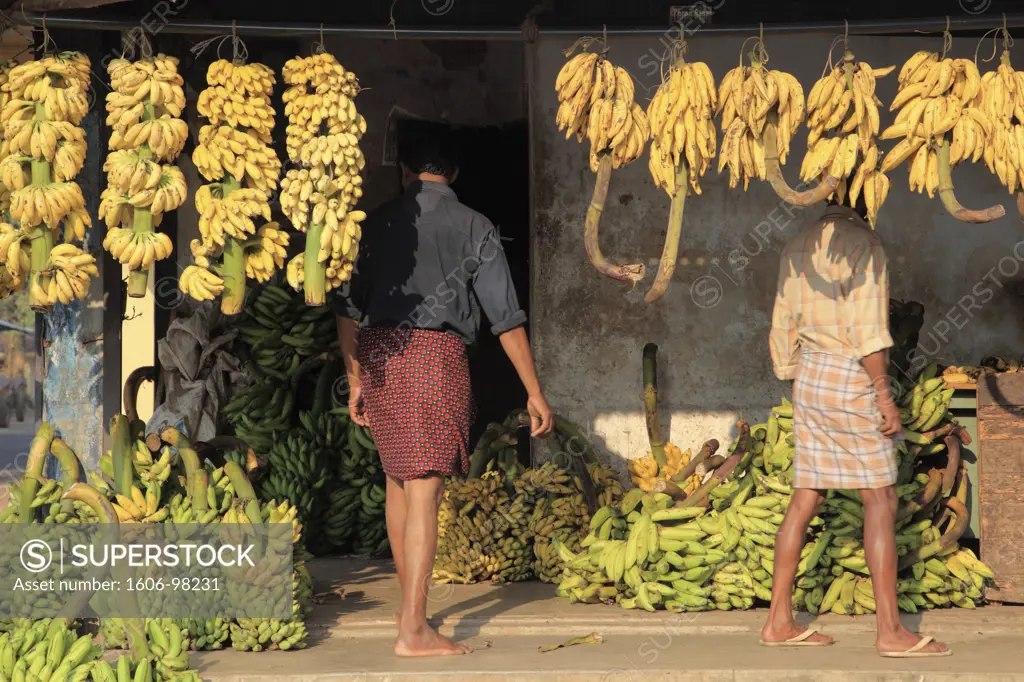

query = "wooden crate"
[{"left": 977, "top": 372, "right": 1024, "bottom": 604}]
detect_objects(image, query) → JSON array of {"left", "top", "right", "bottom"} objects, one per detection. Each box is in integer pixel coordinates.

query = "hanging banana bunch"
[
  {"left": 880, "top": 48, "right": 1004, "bottom": 223},
  {"left": 0, "top": 52, "right": 96, "bottom": 312},
  {"left": 644, "top": 45, "right": 716, "bottom": 302},
  {"left": 554, "top": 40, "right": 649, "bottom": 284},
  {"left": 0, "top": 59, "right": 20, "bottom": 299},
  {"left": 186, "top": 58, "right": 285, "bottom": 314},
  {"left": 978, "top": 39, "right": 1024, "bottom": 221},
  {"left": 100, "top": 54, "right": 188, "bottom": 297},
  {"left": 279, "top": 51, "right": 367, "bottom": 306},
  {"left": 802, "top": 47, "right": 895, "bottom": 227}
]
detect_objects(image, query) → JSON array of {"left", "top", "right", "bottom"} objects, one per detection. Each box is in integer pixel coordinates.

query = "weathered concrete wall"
[{"left": 531, "top": 34, "right": 1024, "bottom": 476}]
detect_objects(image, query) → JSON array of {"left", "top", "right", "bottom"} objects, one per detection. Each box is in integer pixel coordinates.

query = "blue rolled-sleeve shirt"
[{"left": 331, "top": 180, "right": 527, "bottom": 344}]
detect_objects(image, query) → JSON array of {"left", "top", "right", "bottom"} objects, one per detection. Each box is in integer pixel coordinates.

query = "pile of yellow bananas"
[
  {"left": 100, "top": 54, "right": 188, "bottom": 296},
  {"left": 554, "top": 49, "right": 649, "bottom": 171},
  {"left": 184, "top": 59, "right": 284, "bottom": 313},
  {"left": 279, "top": 52, "right": 367, "bottom": 305},
  {"left": 881, "top": 51, "right": 991, "bottom": 197},
  {"left": 980, "top": 49, "right": 1024, "bottom": 193},
  {"left": 717, "top": 57, "right": 805, "bottom": 190},
  {"left": 802, "top": 53, "right": 894, "bottom": 226},
  {"left": 647, "top": 59, "right": 718, "bottom": 195},
  {"left": 628, "top": 442, "right": 702, "bottom": 493},
  {"left": 0, "top": 52, "right": 96, "bottom": 311}
]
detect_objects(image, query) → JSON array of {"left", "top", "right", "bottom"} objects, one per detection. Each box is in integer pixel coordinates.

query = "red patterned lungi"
[{"left": 357, "top": 327, "right": 473, "bottom": 481}]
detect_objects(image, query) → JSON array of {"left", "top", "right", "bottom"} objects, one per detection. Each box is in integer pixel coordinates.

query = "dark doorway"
[{"left": 450, "top": 121, "right": 531, "bottom": 451}]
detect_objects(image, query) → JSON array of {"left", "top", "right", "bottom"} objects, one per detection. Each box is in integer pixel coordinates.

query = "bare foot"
[
  {"left": 877, "top": 628, "right": 949, "bottom": 655},
  {"left": 394, "top": 625, "right": 471, "bottom": 657},
  {"left": 761, "top": 622, "right": 835, "bottom": 645}
]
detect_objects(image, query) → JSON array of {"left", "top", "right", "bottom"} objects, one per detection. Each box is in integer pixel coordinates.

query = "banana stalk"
[
  {"left": 28, "top": 141, "right": 54, "bottom": 311},
  {"left": 897, "top": 496, "right": 968, "bottom": 570},
  {"left": 110, "top": 414, "right": 134, "bottom": 497},
  {"left": 219, "top": 177, "right": 246, "bottom": 315},
  {"left": 224, "top": 460, "right": 264, "bottom": 525},
  {"left": 177, "top": 445, "right": 202, "bottom": 503},
  {"left": 127, "top": 102, "right": 156, "bottom": 298},
  {"left": 1017, "top": 193, "right": 1024, "bottom": 224},
  {"left": 763, "top": 114, "right": 838, "bottom": 206},
  {"left": 159, "top": 425, "right": 192, "bottom": 448},
  {"left": 192, "top": 468, "right": 209, "bottom": 513},
  {"left": 940, "top": 435, "right": 961, "bottom": 497},
  {"left": 584, "top": 153, "right": 645, "bottom": 284},
  {"left": 19, "top": 422, "right": 54, "bottom": 522},
  {"left": 642, "top": 343, "right": 666, "bottom": 468},
  {"left": 936, "top": 139, "right": 1005, "bottom": 223},
  {"left": 302, "top": 221, "right": 327, "bottom": 306},
  {"left": 50, "top": 437, "right": 83, "bottom": 513},
  {"left": 644, "top": 163, "right": 687, "bottom": 302}
]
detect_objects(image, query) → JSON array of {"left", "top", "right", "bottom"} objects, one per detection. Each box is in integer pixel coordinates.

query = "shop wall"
[{"left": 530, "top": 34, "right": 1024, "bottom": 476}]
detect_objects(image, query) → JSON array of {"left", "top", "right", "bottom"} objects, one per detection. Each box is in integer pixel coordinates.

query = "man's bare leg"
[
  {"left": 761, "top": 487, "right": 834, "bottom": 645},
  {"left": 385, "top": 474, "right": 407, "bottom": 631},
  {"left": 394, "top": 474, "right": 470, "bottom": 657},
  {"left": 861, "top": 487, "right": 949, "bottom": 655}
]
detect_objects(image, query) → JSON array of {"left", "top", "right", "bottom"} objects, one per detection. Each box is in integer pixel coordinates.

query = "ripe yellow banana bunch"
[
  {"left": 10, "top": 182, "right": 87, "bottom": 228},
  {"left": 0, "top": 223, "right": 29, "bottom": 283},
  {"left": 281, "top": 51, "right": 366, "bottom": 305},
  {"left": 881, "top": 52, "right": 989, "bottom": 197},
  {"left": 717, "top": 59, "right": 805, "bottom": 189},
  {"left": 244, "top": 223, "right": 289, "bottom": 283},
  {"left": 194, "top": 124, "right": 280, "bottom": 194},
  {"left": 195, "top": 185, "right": 273, "bottom": 245},
  {"left": 802, "top": 54, "right": 894, "bottom": 226},
  {"left": 179, "top": 263, "right": 225, "bottom": 303},
  {"left": 46, "top": 243, "right": 98, "bottom": 304},
  {"left": 0, "top": 52, "right": 92, "bottom": 311},
  {"left": 554, "top": 49, "right": 649, "bottom": 170},
  {"left": 0, "top": 60, "right": 15, "bottom": 120},
  {"left": 106, "top": 54, "right": 187, "bottom": 118},
  {"left": 102, "top": 228, "right": 174, "bottom": 269},
  {"left": 646, "top": 59, "right": 718, "bottom": 195},
  {"left": 188, "top": 59, "right": 280, "bottom": 313},
  {"left": 4, "top": 52, "right": 90, "bottom": 126},
  {"left": 979, "top": 50, "right": 1024, "bottom": 193}
]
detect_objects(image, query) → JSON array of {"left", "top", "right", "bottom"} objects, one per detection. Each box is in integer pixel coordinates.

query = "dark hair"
[
  {"left": 827, "top": 192, "right": 869, "bottom": 221},
  {"left": 397, "top": 120, "right": 458, "bottom": 180}
]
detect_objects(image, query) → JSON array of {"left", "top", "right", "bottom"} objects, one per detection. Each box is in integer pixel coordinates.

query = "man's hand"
[
  {"left": 349, "top": 380, "right": 370, "bottom": 428},
  {"left": 876, "top": 390, "right": 902, "bottom": 438},
  {"left": 527, "top": 393, "right": 554, "bottom": 438}
]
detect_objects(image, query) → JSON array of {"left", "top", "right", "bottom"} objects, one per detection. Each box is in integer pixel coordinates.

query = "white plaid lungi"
[{"left": 792, "top": 351, "right": 898, "bottom": 489}]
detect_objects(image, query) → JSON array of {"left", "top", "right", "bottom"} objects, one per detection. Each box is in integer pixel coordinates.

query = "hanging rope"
[
  {"left": 941, "top": 16, "right": 953, "bottom": 59},
  {"left": 312, "top": 23, "right": 326, "bottom": 54},
  {"left": 190, "top": 19, "right": 249, "bottom": 63}
]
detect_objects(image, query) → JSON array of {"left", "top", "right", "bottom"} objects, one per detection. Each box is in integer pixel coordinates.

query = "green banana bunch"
[
  {"left": 186, "top": 618, "right": 230, "bottom": 651},
  {"left": 229, "top": 618, "right": 307, "bottom": 652},
  {"left": 0, "top": 619, "right": 101, "bottom": 682}
]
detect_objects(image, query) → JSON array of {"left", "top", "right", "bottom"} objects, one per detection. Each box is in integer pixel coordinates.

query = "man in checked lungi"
[
  {"left": 333, "top": 122, "right": 554, "bottom": 657},
  {"left": 759, "top": 196, "right": 951, "bottom": 658}
]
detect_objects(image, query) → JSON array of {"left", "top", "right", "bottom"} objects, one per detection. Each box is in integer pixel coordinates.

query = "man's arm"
[
  {"left": 472, "top": 223, "right": 553, "bottom": 437},
  {"left": 769, "top": 258, "right": 800, "bottom": 380},
  {"left": 498, "top": 327, "right": 553, "bottom": 437},
  {"left": 336, "top": 316, "right": 369, "bottom": 427},
  {"left": 849, "top": 241, "right": 899, "bottom": 437}
]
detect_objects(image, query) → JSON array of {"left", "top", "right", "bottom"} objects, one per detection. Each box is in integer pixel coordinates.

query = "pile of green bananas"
[
  {"left": 434, "top": 470, "right": 535, "bottom": 584},
  {"left": 256, "top": 406, "right": 388, "bottom": 556},
  {"left": 0, "top": 618, "right": 102, "bottom": 682},
  {"left": 236, "top": 283, "right": 337, "bottom": 381},
  {"left": 225, "top": 281, "right": 338, "bottom": 454},
  {"left": 553, "top": 372, "right": 995, "bottom": 613},
  {"left": 523, "top": 462, "right": 624, "bottom": 583}
]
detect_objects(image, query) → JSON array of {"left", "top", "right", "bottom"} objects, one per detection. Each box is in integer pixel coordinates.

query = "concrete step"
[
  {"left": 194, "top": 631, "right": 1024, "bottom": 681},
  {"left": 188, "top": 557, "right": 1024, "bottom": 682}
]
